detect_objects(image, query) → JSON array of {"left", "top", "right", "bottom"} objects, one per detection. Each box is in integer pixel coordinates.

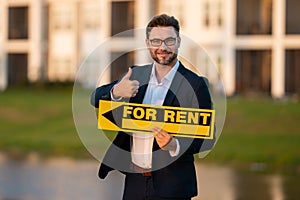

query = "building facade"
[{"left": 0, "top": 0, "right": 299, "bottom": 98}]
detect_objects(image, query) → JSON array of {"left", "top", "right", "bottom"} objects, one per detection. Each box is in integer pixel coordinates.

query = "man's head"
[
  {"left": 146, "top": 14, "right": 181, "bottom": 66},
  {"left": 146, "top": 14, "right": 180, "bottom": 39}
]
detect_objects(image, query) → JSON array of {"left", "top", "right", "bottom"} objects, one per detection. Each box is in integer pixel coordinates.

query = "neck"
[{"left": 154, "top": 59, "right": 178, "bottom": 83}]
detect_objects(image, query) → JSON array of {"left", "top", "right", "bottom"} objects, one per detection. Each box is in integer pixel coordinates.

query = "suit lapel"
[
  {"left": 129, "top": 64, "right": 152, "bottom": 104},
  {"left": 130, "top": 84, "right": 148, "bottom": 103},
  {"left": 163, "top": 63, "right": 186, "bottom": 106}
]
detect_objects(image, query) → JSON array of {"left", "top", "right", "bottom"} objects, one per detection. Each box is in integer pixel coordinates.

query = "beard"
[{"left": 150, "top": 49, "right": 178, "bottom": 66}]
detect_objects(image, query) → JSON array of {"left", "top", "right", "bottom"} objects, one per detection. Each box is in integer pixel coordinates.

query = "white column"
[
  {"left": 135, "top": 0, "right": 151, "bottom": 28},
  {"left": 97, "top": 0, "right": 111, "bottom": 85},
  {"left": 272, "top": 0, "right": 285, "bottom": 98},
  {"left": 184, "top": 0, "right": 202, "bottom": 39},
  {"left": 28, "top": 0, "right": 44, "bottom": 82},
  {"left": 223, "top": 0, "right": 235, "bottom": 96},
  {"left": 134, "top": 0, "right": 151, "bottom": 65},
  {"left": 0, "top": 0, "right": 8, "bottom": 90}
]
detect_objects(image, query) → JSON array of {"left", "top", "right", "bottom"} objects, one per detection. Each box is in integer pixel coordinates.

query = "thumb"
[{"left": 124, "top": 67, "right": 133, "bottom": 79}]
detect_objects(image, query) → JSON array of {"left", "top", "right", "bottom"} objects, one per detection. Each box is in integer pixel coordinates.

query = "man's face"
[{"left": 146, "top": 26, "right": 181, "bottom": 66}]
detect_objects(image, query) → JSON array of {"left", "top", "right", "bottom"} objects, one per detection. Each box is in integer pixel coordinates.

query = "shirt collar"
[{"left": 150, "top": 60, "right": 180, "bottom": 85}]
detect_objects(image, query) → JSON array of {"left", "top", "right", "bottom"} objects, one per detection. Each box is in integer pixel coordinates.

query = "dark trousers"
[{"left": 122, "top": 173, "right": 191, "bottom": 200}]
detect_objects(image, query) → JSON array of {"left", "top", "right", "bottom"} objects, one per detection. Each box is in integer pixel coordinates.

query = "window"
[
  {"left": 111, "top": 1, "right": 134, "bottom": 37},
  {"left": 204, "top": 2, "right": 210, "bottom": 27},
  {"left": 7, "top": 53, "right": 28, "bottom": 86},
  {"left": 236, "top": 0, "right": 272, "bottom": 35},
  {"left": 154, "top": 0, "right": 184, "bottom": 27},
  {"left": 52, "top": 5, "right": 73, "bottom": 30},
  {"left": 285, "top": 50, "right": 300, "bottom": 95},
  {"left": 286, "top": 0, "right": 300, "bottom": 34},
  {"left": 110, "top": 51, "right": 135, "bottom": 81},
  {"left": 81, "top": 2, "right": 101, "bottom": 29},
  {"left": 217, "top": 1, "right": 223, "bottom": 27},
  {"left": 236, "top": 50, "right": 271, "bottom": 95},
  {"left": 203, "top": 1, "right": 223, "bottom": 29},
  {"left": 8, "top": 6, "right": 28, "bottom": 39}
]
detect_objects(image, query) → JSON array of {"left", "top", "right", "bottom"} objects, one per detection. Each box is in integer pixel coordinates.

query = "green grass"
[
  {"left": 205, "top": 97, "right": 300, "bottom": 170},
  {"left": 0, "top": 87, "right": 300, "bottom": 171},
  {"left": 0, "top": 86, "right": 90, "bottom": 159}
]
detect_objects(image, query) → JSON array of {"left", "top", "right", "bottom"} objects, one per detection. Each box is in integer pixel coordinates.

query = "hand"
[
  {"left": 112, "top": 68, "right": 140, "bottom": 98},
  {"left": 152, "top": 127, "right": 172, "bottom": 149}
]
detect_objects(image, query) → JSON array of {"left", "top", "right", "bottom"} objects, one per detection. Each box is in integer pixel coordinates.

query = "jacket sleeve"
[
  {"left": 177, "top": 76, "right": 215, "bottom": 155},
  {"left": 90, "top": 66, "right": 139, "bottom": 108},
  {"left": 90, "top": 80, "right": 118, "bottom": 108}
]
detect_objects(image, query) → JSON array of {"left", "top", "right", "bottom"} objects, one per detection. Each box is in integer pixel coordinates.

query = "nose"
[{"left": 159, "top": 42, "right": 168, "bottom": 50}]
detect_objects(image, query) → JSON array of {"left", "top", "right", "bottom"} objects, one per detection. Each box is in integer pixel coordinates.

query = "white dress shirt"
[{"left": 112, "top": 61, "right": 180, "bottom": 169}]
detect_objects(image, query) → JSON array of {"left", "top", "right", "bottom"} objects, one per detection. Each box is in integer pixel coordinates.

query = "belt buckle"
[
  {"left": 142, "top": 171, "right": 152, "bottom": 177},
  {"left": 130, "top": 163, "right": 152, "bottom": 176}
]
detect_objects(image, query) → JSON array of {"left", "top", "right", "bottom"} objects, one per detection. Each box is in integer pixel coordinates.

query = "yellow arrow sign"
[{"left": 98, "top": 100, "right": 215, "bottom": 139}]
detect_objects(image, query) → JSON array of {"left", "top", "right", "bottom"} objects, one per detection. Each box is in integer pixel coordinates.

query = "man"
[{"left": 91, "top": 14, "right": 213, "bottom": 200}]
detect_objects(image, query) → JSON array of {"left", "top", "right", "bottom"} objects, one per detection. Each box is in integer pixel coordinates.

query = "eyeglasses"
[{"left": 149, "top": 37, "right": 177, "bottom": 47}]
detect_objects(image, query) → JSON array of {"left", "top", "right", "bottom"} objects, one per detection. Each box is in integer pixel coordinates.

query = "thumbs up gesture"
[{"left": 112, "top": 67, "right": 140, "bottom": 99}]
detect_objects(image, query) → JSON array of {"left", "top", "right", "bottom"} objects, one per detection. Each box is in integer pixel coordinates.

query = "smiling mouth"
[{"left": 157, "top": 51, "right": 172, "bottom": 56}]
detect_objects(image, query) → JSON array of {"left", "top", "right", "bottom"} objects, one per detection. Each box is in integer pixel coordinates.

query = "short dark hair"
[{"left": 146, "top": 14, "right": 180, "bottom": 38}]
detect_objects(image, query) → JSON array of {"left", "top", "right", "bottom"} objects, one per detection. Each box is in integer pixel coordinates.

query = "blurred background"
[{"left": 0, "top": 0, "right": 300, "bottom": 199}]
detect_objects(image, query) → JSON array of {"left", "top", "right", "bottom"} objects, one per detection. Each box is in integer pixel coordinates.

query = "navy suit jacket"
[{"left": 91, "top": 62, "right": 214, "bottom": 198}]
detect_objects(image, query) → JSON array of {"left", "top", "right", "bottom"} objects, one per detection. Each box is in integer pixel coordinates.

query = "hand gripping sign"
[{"left": 98, "top": 100, "right": 215, "bottom": 139}]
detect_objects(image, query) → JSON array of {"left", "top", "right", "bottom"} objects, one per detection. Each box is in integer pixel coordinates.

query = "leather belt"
[{"left": 130, "top": 163, "right": 152, "bottom": 177}]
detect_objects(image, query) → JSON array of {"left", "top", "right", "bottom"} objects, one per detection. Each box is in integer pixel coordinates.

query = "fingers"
[
  {"left": 152, "top": 127, "right": 161, "bottom": 134},
  {"left": 152, "top": 127, "right": 172, "bottom": 148},
  {"left": 130, "top": 80, "right": 139, "bottom": 97},
  {"left": 124, "top": 67, "right": 133, "bottom": 79},
  {"left": 123, "top": 68, "right": 139, "bottom": 91},
  {"left": 114, "top": 68, "right": 140, "bottom": 98},
  {"left": 152, "top": 127, "right": 168, "bottom": 137},
  {"left": 131, "top": 80, "right": 140, "bottom": 89},
  {"left": 132, "top": 89, "right": 138, "bottom": 97}
]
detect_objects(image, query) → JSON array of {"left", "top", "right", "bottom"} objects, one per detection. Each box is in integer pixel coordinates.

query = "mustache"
[{"left": 156, "top": 50, "right": 173, "bottom": 54}]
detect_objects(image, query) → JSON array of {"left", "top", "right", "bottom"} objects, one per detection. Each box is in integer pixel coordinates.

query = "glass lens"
[
  {"left": 165, "top": 37, "right": 176, "bottom": 45},
  {"left": 150, "top": 39, "right": 162, "bottom": 46}
]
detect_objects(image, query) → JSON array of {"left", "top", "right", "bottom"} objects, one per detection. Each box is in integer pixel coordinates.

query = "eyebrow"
[{"left": 149, "top": 37, "right": 176, "bottom": 40}]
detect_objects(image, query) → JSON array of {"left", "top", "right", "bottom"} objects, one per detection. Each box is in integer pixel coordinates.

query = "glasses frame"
[{"left": 149, "top": 37, "right": 177, "bottom": 47}]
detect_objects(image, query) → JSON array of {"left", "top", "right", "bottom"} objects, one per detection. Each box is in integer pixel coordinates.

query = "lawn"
[
  {"left": 0, "top": 86, "right": 88, "bottom": 158},
  {"left": 0, "top": 86, "right": 300, "bottom": 171},
  {"left": 206, "top": 97, "right": 300, "bottom": 171}
]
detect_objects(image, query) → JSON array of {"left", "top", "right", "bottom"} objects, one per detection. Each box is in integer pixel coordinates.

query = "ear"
[
  {"left": 145, "top": 38, "right": 150, "bottom": 48},
  {"left": 177, "top": 36, "right": 181, "bottom": 48}
]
